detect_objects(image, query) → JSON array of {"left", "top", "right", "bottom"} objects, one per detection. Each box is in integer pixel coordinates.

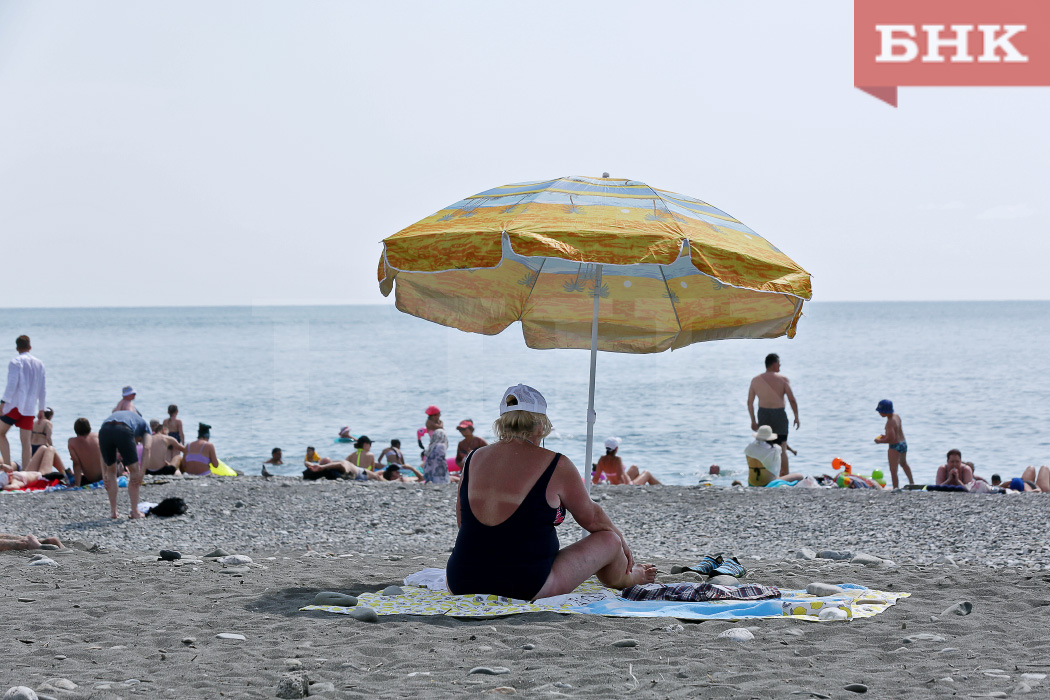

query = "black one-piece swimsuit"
[{"left": 446, "top": 450, "right": 562, "bottom": 601}]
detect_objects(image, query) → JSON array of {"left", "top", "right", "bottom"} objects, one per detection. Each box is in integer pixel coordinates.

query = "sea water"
[{"left": 3, "top": 302, "right": 1049, "bottom": 485}]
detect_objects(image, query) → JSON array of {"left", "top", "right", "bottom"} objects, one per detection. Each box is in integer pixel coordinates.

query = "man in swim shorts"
[
  {"left": 874, "top": 399, "right": 915, "bottom": 489},
  {"left": 747, "top": 353, "right": 799, "bottom": 477},
  {"left": 0, "top": 335, "right": 46, "bottom": 471},
  {"left": 98, "top": 410, "right": 153, "bottom": 519}
]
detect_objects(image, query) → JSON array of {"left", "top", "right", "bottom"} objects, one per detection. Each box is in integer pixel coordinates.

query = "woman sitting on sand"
[
  {"left": 591, "top": 437, "right": 662, "bottom": 485},
  {"left": 446, "top": 384, "right": 656, "bottom": 601},
  {"left": 182, "top": 423, "right": 219, "bottom": 476}
]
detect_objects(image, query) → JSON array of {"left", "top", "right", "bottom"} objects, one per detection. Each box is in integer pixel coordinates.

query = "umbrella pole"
[{"left": 584, "top": 265, "right": 602, "bottom": 494}]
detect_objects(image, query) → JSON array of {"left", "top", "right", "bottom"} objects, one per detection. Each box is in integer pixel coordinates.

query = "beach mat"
[{"left": 301, "top": 571, "right": 908, "bottom": 622}]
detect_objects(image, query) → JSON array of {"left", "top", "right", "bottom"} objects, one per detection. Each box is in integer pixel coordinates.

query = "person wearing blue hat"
[{"left": 874, "top": 399, "right": 914, "bottom": 489}]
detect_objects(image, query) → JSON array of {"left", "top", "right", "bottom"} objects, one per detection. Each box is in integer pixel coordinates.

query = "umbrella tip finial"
[{"left": 602, "top": 172, "right": 610, "bottom": 178}]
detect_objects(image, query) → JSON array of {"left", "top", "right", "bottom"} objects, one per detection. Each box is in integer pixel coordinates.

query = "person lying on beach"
[
  {"left": 874, "top": 399, "right": 915, "bottom": 489},
  {"left": 1000, "top": 466, "right": 1050, "bottom": 492},
  {"left": 1, "top": 464, "right": 63, "bottom": 490},
  {"left": 303, "top": 458, "right": 383, "bottom": 481},
  {"left": 163, "top": 404, "right": 184, "bottom": 444},
  {"left": 446, "top": 384, "right": 657, "bottom": 601},
  {"left": 376, "top": 439, "right": 405, "bottom": 468},
  {"left": 145, "top": 420, "right": 186, "bottom": 475},
  {"left": 935, "top": 449, "right": 974, "bottom": 489},
  {"left": 381, "top": 463, "right": 424, "bottom": 482},
  {"left": 592, "top": 438, "right": 661, "bottom": 485},
  {"left": 182, "top": 423, "right": 218, "bottom": 476},
  {"left": 98, "top": 410, "right": 152, "bottom": 519},
  {"left": 744, "top": 426, "right": 804, "bottom": 487},
  {"left": 0, "top": 533, "right": 63, "bottom": 551},
  {"left": 68, "top": 418, "right": 104, "bottom": 487}
]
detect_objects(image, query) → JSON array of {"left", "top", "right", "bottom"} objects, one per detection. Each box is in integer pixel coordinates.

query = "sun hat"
[
  {"left": 753, "top": 425, "right": 778, "bottom": 441},
  {"left": 499, "top": 384, "right": 547, "bottom": 415},
  {"left": 425, "top": 405, "right": 441, "bottom": 416},
  {"left": 876, "top": 399, "right": 894, "bottom": 414},
  {"left": 604, "top": 437, "right": 622, "bottom": 450},
  {"left": 357, "top": 435, "right": 371, "bottom": 444},
  {"left": 338, "top": 426, "right": 352, "bottom": 438},
  {"left": 122, "top": 386, "right": 136, "bottom": 397},
  {"left": 456, "top": 419, "right": 474, "bottom": 430}
]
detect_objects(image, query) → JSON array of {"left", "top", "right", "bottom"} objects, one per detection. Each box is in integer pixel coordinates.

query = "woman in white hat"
[
  {"left": 745, "top": 425, "right": 803, "bottom": 487},
  {"left": 446, "top": 384, "right": 656, "bottom": 601},
  {"left": 592, "top": 437, "right": 661, "bottom": 485}
]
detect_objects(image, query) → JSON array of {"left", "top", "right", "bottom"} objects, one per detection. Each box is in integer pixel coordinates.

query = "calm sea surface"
[{"left": 3, "top": 302, "right": 1048, "bottom": 485}]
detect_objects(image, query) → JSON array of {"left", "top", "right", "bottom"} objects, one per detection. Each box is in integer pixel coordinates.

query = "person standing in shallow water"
[
  {"left": 0, "top": 335, "right": 46, "bottom": 470},
  {"left": 747, "top": 353, "right": 799, "bottom": 477}
]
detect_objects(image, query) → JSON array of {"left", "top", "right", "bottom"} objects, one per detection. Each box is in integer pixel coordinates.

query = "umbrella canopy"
[
  {"left": 379, "top": 176, "right": 811, "bottom": 353},
  {"left": 378, "top": 175, "right": 812, "bottom": 485}
]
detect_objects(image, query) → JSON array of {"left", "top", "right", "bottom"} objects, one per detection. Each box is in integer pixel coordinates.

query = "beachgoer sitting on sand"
[
  {"left": 68, "top": 418, "right": 104, "bottom": 487},
  {"left": 145, "top": 420, "right": 186, "bottom": 475},
  {"left": 182, "top": 423, "right": 218, "bottom": 476},
  {"left": 376, "top": 439, "right": 405, "bottom": 468},
  {"left": 305, "top": 446, "right": 329, "bottom": 466},
  {"left": 592, "top": 438, "right": 661, "bottom": 485},
  {"left": 1000, "top": 466, "right": 1050, "bottom": 492},
  {"left": 935, "top": 449, "right": 974, "bottom": 489},
  {"left": 163, "top": 404, "right": 184, "bottom": 444},
  {"left": 455, "top": 420, "right": 487, "bottom": 471},
  {"left": 0, "top": 533, "right": 63, "bottom": 551},
  {"left": 30, "top": 407, "right": 54, "bottom": 455},
  {"left": 348, "top": 436, "right": 376, "bottom": 472},
  {"left": 745, "top": 426, "right": 803, "bottom": 487},
  {"left": 446, "top": 384, "right": 657, "bottom": 601}
]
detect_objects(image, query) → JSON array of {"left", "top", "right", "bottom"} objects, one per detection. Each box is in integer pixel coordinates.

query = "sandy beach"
[{"left": 3, "top": 478, "right": 1049, "bottom": 698}]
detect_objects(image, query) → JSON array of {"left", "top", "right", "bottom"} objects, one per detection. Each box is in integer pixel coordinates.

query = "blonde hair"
[{"left": 492, "top": 410, "right": 553, "bottom": 442}]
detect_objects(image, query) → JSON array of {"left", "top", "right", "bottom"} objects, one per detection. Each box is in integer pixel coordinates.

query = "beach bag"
[{"left": 148, "top": 497, "right": 188, "bottom": 517}]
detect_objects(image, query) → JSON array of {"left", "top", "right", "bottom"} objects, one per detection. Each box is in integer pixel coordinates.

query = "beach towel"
[{"left": 301, "top": 570, "right": 908, "bottom": 622}]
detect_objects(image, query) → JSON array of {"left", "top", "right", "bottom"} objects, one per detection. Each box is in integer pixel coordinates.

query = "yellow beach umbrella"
[{"left": 379, "top": 175, "right": 811, "bottom": 485}]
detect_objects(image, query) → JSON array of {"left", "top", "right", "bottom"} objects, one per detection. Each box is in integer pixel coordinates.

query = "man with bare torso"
[
  {"left": 747, "top": 353, "right": 800, "bottom": 476},
  {"left": 67, "top": 417, "right": 104, "bottom": 487}
]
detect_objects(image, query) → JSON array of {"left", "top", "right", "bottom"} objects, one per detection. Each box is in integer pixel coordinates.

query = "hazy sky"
[{"left": 2, "top": 0, "right": 1047, "bottom": 308}]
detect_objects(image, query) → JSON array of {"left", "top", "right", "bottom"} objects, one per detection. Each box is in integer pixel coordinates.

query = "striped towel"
[{"left": 621, "top": 582, "right": 781, "bottom": 602}]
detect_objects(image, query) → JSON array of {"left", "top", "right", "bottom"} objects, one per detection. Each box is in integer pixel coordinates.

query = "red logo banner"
[{"left": 855, "top": 0, "right": 1050, "bottom": 106}]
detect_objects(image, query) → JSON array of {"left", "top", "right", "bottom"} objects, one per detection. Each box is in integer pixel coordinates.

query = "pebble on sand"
[
  {"left": 611, "top": 639, "right": 638, "bottom": 647},
  {"left": 806, "top": 583, "right": 844, "bottom": 596},
  {"left": 818, "top": 608, "right": 849, "bottom": 621},
  {"left": 940, "top": 601, "right": 973, "bottom": 616},
  {"left": 380, "top": 585, "right": 404, "bottom": 596},
  {"left": 275, "top": 673, "right": 309, "bottom": 699},
  {"left": 313, "top": 592, "right": 358, "bottom": 607},
  {"left": 2, "top": 688, "right": 37, "bottom": 700},
  {"left": 707, "top": 575, "right": 739, "bottom": 586},
  {"left": 215, "top": 633, "right": 246, "bottom": 641},
  {"left": 347, "top": 606, "right": 379, "bottom": 623},
  {"left": 216, "top": 555, "right": 253, "bottom": 566},
  {"left": 717, "top": 629, "right": 755, "bottom": 642},
  {"left": 844, "top": 683, "right": 868, "bottom": 693},
  {"left": 904, "top": 633, "right": 947, "bottom": 643},
  {"left": 202, "top": 548, "right": 229, "bottom": 558},
  {"left": 158, "top": 550, "right": 181, "bottom": 561},
  {"left": 468, "top": 667, "right": 510, "bottom": 675},
  {"left": 27, "top": 557, "right": 57, "bottom": 567},
  {"left": 817, "top": 550, "right": 852, "bottom": 561}
]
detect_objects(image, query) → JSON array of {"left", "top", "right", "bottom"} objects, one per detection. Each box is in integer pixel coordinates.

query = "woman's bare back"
[{"left": 465, "top": 442, "right": 561, "bottom": 526}]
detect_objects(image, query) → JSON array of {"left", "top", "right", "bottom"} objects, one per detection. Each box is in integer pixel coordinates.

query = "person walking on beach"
[
  {"left": 113, "top": 386, "right": 138, "bottom": 414},
  {"left": 747, "top": 353, "right": 799, "bottom": 476},
  {"left": 98, "top": 410, "right": 152, "bottom": 519},
  {"left": 874, "top": 399, "right": 914, "bottom": 489},
  {"left": 0, "top": 335, "right": 46, "bottom": 470},
  {"left": 455, "top": 420, "right": 488, "bottom": 470},
  {"left": 68, "top": 418, "right": 104, "bottom": 487}
]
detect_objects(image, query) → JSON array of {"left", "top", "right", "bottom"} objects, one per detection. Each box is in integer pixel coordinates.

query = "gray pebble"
[
  {"left": 309, "top": 682, "right": 336, "bottom": 693},
  {"left": 275, "top": 673, "right": 309, "bottom": 699},
  {"left": 40, "top": 680, "right": 75, "bottom": 691},
  {"left": 904, "top": 633, "right": 946, "bottom": 643},
  {"left": 380, "top": 585, "right": 404, "bottom": 596},
  {"left": 521, "top": 644, "right": 535, "bottom": 650},
  {"left": 707, "top": 575, "right": 739, "bottom": 586},
  {"left": 806, "top": 583, "right": 845, "bottom": 596},
  {"left": 158, "top": 550, "right": 181, "bottom": 561},
  {"left": 940, "top": 601, "right": 973, "bottom": 616},
  {"left": 817, "top": 550, "right": 853, "bottom": 560},
  {"left": 347, "top": 606, "right": 378, "bottom": 622},
  {"left": 469, "top": 667, "right": 510, "bottom": 675},
  {"left": 850, "top": 553, "right": 883, "bottom": 566},
  {"left": 181, "top": 637, "right": 195, "bottom": 645},
  {"left": 1, "top": 688, "right": 37, "bottom": 700},
  {"left": 611, "top": 639, "right": 638, "bottom": 647},
  {"left": 215, "top": 633, "right": 246, "bottom": 641},
  {"left": 28, "top": 558, "right": 57, "bottom": 567},
  {"left": 794, "top": 547, "right": 817, "bottom": 560},
  {"left": 844, "top": 683, "right": 868, "bottom": 693},
  {"left": 38, "top": 544, "right": 59, "bottom": 550},
  {"left": 717, "top": 628, "right": 755, "bottom": 642},
  {"left": 202, "top": 548, "right": 229, "bottom": 558},
  {"left": 934, "top": 555, "right": 958, "bottom": 567},
  {"left": 554, "top": 682, "right": 573, "bottom": 688},
  {"left": 216, "top": 554, "right": 253, "bottom": 566},
  {"left": 313, "top": 592, "right": 358, "bottom": 607}
]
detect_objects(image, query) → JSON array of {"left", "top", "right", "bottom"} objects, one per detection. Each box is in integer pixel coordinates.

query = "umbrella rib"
[
  {"left": 659, "top": 266, "right": 684, "bottom": 338},
  {"left": 517, "top": 257, "right": 547, "bottom": 321}
]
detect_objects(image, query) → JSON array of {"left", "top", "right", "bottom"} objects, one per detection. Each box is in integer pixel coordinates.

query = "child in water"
[{"left": 874, "top": 399, "right": 915, "bottom": 489}]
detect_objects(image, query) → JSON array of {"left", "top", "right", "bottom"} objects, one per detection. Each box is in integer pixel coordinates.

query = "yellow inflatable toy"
[{"left": 210, "top": 460, "right": 238, "bottom": 477}]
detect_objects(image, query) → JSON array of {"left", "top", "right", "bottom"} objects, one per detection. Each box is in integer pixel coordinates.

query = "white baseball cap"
[
  {"left": 122, "top": 385, "right": 136, "bottom": 397},
  {"left": 499, "top": 384, "right": 547, "bottom": 415},
  {"left": 604, "top": 437, "right": 622, "bottom": 450}
]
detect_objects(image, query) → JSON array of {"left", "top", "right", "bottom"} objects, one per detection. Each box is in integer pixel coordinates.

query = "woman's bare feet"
[{"left": 624, "top": 563, "right": 658, "bottom": 587}]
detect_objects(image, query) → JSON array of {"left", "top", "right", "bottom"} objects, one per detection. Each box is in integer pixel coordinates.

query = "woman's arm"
[{"left": 553, "top": 455, "right": 634, "bottom": 572}]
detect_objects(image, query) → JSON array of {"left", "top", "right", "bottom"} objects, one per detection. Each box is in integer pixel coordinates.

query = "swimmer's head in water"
[{"left": 272, "top": 447, "right": 282, "bottom": 457}]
